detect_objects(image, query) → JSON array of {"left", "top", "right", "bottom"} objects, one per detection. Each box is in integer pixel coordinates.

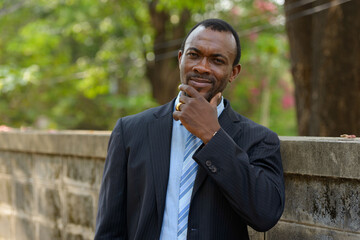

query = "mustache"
[{"left": 186, "top": 73, "right": 215, "bottom": 84}]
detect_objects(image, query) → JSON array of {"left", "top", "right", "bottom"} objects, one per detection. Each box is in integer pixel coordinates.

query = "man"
[{"left": 95, "top": 18, "right": 285, "bottom": 240}]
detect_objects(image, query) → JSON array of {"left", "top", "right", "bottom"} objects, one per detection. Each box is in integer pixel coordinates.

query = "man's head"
[
  {"left": 178, "top": 18, "right": 242, "bottom": 101},
  {"left": 180, "top": 19, "right": 241, "bottom": 66}
]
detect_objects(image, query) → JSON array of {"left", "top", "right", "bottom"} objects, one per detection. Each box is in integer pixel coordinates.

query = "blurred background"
[{"left": 0, "top": 0, "right": 358, "bottom": 136}]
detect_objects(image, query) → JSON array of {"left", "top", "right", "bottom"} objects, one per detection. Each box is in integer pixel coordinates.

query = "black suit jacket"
[{"left": 95, "top": 99, "right": 285, "bottom": 240}]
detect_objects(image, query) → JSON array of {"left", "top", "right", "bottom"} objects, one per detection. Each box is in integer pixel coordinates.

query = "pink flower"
[
  {"left": 230, "top": 6, "right": 242, "bottom": 16},
  {"left": 282, "top": 94, "right": 295, "bottom": 109},
  {"left": 249, "top": 87, "right": 260, "bottom": 105},
  {"left": 254, "top": 0, "right": 277, "bottom": 13},
  {"left": 250, "top": 87, "right": 260, "bottom": 97},
  {"left": 248, "top": 32, "right": 259, "bottom": 42}
]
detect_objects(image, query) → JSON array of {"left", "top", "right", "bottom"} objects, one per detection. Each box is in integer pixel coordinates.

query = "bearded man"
[{"left": 95, "top": 18, "right": 285, "bottom": 240}]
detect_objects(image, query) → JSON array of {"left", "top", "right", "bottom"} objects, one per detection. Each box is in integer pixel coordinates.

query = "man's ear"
[
  {"left": 229, "top": 64, "right": 241, "bottom": 83},
  {"left": 178, "top": 50, "right": 183, "bottom": 67}
]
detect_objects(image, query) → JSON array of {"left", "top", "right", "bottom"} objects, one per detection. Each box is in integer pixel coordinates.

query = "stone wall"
[
  {"left": 0, "top": 130, "right": 109, "bottom": 240},
  {"left": 0, "top": 131, "right": 359, "bottom": 240},
  {"left": 263, "top": 137, "right": 360, "bottom": 240}
]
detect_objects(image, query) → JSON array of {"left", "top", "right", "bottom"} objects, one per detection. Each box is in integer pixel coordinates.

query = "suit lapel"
[
  {"left": 192, "top": 100, "right": 241, "bottom": 200},
  {"left": 148, "top": 100, "right": 174, "bottom": 228}
]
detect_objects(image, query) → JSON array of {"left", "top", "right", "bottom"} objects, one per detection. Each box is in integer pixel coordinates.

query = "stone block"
[
  {"left": 66, "top": 192, "right": 93, "bottom": 228},
  {"left": 267, "top": 221, "right": 360, "bottom": 240},
  {"left": 15, "top": 182, "right": 33, "bottom": 215},
  {"left": 15, "top": 218, "right": 35, "bottom": 240},
  {"left": 66, "top": 157, "right": 101, "bottom": 187},
  {"left": 38, "top": 187, "right": 61, "bottom": 221},
  {"left": 0, "top": 214, "right": 12, "bottom": 239},
  {"left": 33, "top": 154, "right": 62, "bottom": 182},
  {"left": 283, "top": 174, "right": 360, "bottom": 232},
  {"left": 0, "top": 178, "right": 12, "bottom": 205},
  {"left": 248, "top": 226, "right": 264, "bottom": 240},
  {"left": 66, "top": 233, "right": 91, "bottom": 240},
  {"left": 96, "top": 160, "right": 105, "bottom": 189},
  {"left": 0, "top": 151, "right": 12, "bottom": 174},
  {"left": 39, "top": 225, "right": 62, "bottom": 240},
  {"left": 13, "top": 153, "right": 32, "bottom": 179}
]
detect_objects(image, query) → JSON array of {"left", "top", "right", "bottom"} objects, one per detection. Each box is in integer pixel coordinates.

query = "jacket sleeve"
[
  {"left": 192, "top": 127, "right": 285, "bottom": 232},
  {"left": 94, "top": 119, "right": 128, "bottom": 239}
]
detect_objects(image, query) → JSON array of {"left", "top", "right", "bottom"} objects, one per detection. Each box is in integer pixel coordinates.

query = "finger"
[
  {"left": 175, "top": 102, "right": 184, "bottom": 112},
  {"left": 180, "top": 90, "right": 189, "bottom": 98},
  {"left": 179, "top": 84, "right": 201, "bottom": 98},
  {"left": 173, "top": 111, "right": 180, "bottom": 121},
  {"left": 210, "top": 92, "right": 222, "bottom": 107},
  {"left": 180, "top": 90, "right": 186, "bottom": 98},
  {"left": 179, "top": 94, "right": 190, "bottom": 104}
]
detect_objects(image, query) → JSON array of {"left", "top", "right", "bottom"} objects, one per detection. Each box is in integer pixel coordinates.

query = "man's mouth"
[
  {"left": 188, "top": 79, "right": 212, "bottom": 88},
  {"left": 187, "top": 75, "right": 214, "bottom": 88}
]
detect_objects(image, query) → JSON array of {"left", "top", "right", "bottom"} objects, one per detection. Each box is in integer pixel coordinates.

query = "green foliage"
[
  {"left": 0, "top": 0, "right": 297, "bottom": 135},
  {"left": 0, "top": 0, "right": 155, "bottom": 129}
]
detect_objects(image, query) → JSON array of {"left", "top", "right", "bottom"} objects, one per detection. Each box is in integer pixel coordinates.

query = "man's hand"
[{"left": 173, "top": 84, "right": 221, "bottom": 144}]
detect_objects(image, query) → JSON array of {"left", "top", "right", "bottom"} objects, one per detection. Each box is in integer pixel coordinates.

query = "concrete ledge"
[
  {"left": 280, "top": 136, "right": 360, "bottom": 179},
  {"left": 1, "top": 131, "right": 360, "bottom": 178},
  {"left": 0, "top": 130, "right": 111, "bottom": 159}
]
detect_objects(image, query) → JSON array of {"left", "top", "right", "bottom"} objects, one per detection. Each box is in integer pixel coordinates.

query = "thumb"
[{"left": 210, "top": 92, "right": 222, "bottom": 107}]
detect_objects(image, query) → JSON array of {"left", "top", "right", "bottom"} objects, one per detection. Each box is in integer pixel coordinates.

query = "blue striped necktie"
[{"left": 177, "top": 132, "right": 202, "bottom": 239}]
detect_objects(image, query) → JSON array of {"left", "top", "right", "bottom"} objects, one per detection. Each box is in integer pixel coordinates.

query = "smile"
[
  {"left": 190, "top": 77, "right": 211, "bottom": 83},
  {"left": 188, "top": 77, "right": 213, "bottom": 88}
]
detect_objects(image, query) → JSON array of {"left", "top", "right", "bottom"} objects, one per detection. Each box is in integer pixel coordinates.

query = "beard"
[{"left": 185, "top": 72, "right": 228, "bottom": 102}]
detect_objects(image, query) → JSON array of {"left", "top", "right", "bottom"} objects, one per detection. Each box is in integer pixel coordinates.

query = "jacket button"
[
  {"left": 210, "top": 166, "right": 217, "bottom": 173},
  {"left": 205, "top": 160, "right": 212, "bottom": 166}
]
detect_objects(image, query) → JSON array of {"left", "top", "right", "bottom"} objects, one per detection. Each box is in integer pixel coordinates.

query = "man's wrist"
[{"left": 203, "top": 127, "right": 221, "bottom": 144}]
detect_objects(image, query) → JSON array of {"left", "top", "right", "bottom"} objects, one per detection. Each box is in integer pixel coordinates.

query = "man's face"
[{"left": 178, "top": 26, "right": 241, "bottom": 101}]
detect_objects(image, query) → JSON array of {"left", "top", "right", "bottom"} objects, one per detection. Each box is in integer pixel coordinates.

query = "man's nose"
[{"left": 192, "top": 57, "right": 210, "bottom": 74}]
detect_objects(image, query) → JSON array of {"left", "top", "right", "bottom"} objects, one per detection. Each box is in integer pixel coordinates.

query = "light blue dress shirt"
[{"left": 159, "top": 93, "right": 225, "bottom": 239}]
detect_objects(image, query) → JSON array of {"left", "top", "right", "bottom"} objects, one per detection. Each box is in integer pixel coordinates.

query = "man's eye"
[
  {"left": 187, "top": 52, "right": 198, "bottom": 57},
  {"left": 214, "top": 58, "right": 225, "bottom": 64}
]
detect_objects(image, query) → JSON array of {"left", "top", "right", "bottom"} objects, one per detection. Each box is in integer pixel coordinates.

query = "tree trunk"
[
  {"left": 146, "top": 1, "right": 191, "bottom": 104},
  {"left": 285, "top": 0, "right": 360, "bottom": 136}
]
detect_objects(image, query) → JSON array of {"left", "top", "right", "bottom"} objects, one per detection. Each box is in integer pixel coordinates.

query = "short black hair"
[{"left": 180, "top": 18, "right": 241, "bottom": 66}]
